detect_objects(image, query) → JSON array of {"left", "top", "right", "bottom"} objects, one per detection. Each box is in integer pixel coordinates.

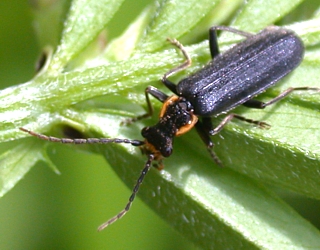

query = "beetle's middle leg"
[
  {"left": 195, "top": 118, "right": 223, "bottom": 166},
  {"left": 195, "top": 114, "right": 269, "bottom": 165},
  {"left": 209, "top": 114, "right": 270, "bottom": 137}
]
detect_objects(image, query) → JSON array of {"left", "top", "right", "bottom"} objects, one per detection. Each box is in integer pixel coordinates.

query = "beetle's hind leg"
[
  {"left": 209, "top": 26, "right": 253, "bottom": 59},
  {"left": 244, "top": 87, "right": 320, "bottom": 109}
]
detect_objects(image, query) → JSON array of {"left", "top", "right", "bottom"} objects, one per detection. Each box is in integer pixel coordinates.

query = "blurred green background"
[{"left": 0, "top": 1, "right": 197, "bottom": 249}]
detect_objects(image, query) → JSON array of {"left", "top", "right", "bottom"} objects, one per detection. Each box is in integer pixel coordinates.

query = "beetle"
[{"left": 20, "top": 25, "right": 319, "bottom": 230}]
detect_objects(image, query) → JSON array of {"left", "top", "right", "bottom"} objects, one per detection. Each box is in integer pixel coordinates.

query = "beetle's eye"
[
  {"left": 141, "top": 127, "right": 152, "bottom": 138},
  {"left": 162, "top": 146, "right": 172, "bottom": 157},
  {"left": 178, "top": 102, "right": 187, "bottom": 110}
]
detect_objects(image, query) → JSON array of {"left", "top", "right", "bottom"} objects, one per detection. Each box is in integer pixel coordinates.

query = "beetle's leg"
[
  {"left": 121, "top": 86, "right": 169, "bottom": 125},
  {"left": 209, "top": 27, "right": 220, "bottom": 58},
  {"left": 243, "top": 87, "right": 320, "bottom": 109},
  {"left": 200, "top": 116, "right": 216, "bottom": 135},
  {"left": 209, "top": 114, "right": 270, "bottom": 136},
  {"left": 242, "top": 99, "right": 266, "bottom": 108},
  {"left": 161, "top": 38, "right": 192, "bottom": 94},
  {"left": 229, "top": 87, "right": 320, "bottom": 129},
  {"left": 163, "top": 26, "right": 253, "bottom": 92},
  {"left": 195, "top": 118, "right": 223, "bottom": 166},
  {"left": 209, "top": 26, "right": 253, "bottom": 59}
]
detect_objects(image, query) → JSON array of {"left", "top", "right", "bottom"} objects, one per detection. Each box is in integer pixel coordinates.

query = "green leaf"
[
  {"left": 47, "top": 0, "right": 125, "bottom": 73},
  {"left": 103, "top": 6, "right": 154, "bottom": 61},
  {"left": 0, "top": 139, "right": 58, "bottom": 198},
  {"left": 79, "top": 108, "right": 320, "bottom": 249},
  {"left": 138, "top": 0, "right": 220, "bottom": 51},
  {"left": 287, "top": 17, "right": 320, "bottom": 47},
  {"left": 231, "top": 0, "right": 305, "bottom": 31},
  {"left": 220, "top": 0, "right": 306, "bottom": 43},
  {"left": 30, "top": 0, "right": 70, "bottom": 48}
]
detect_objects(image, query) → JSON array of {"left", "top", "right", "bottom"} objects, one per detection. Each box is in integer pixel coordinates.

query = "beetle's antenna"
[
  {"left": 19, "top": 127, "right": 145, "bottom": 147},
  {"left": 20, "top": 127, "right": 155, "bottom": 230},
  {"left": 97, "top": 153, "right": 155, "bottom": 231}
]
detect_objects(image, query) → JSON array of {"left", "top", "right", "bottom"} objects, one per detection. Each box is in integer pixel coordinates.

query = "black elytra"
[
  {"left": 20, "top": 25, "right": 320, "bottom": 231},
  {"left": 177, "top": 27, "right": 304, "bottom": 116}
]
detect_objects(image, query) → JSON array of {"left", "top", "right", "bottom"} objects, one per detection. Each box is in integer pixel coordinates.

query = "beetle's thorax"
[{"left": 141, "top": 96, "right": 198, "bottom": 157}]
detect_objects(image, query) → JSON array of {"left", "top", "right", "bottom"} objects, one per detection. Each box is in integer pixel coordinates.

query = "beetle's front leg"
[{"left": 121, "top": 86, "right": 169, "bottom": 125}]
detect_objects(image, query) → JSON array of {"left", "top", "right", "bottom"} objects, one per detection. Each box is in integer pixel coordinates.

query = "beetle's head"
[{"left": 141, "top": 126, "right": 173, "bottom": 157}]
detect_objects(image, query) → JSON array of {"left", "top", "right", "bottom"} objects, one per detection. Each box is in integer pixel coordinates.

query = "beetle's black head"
[
  {"left": 141, "top": 96, "right": 198, "bottom": 158},
  {"left": 141, "top": 126, "right": 173, "bottom": 157}
]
